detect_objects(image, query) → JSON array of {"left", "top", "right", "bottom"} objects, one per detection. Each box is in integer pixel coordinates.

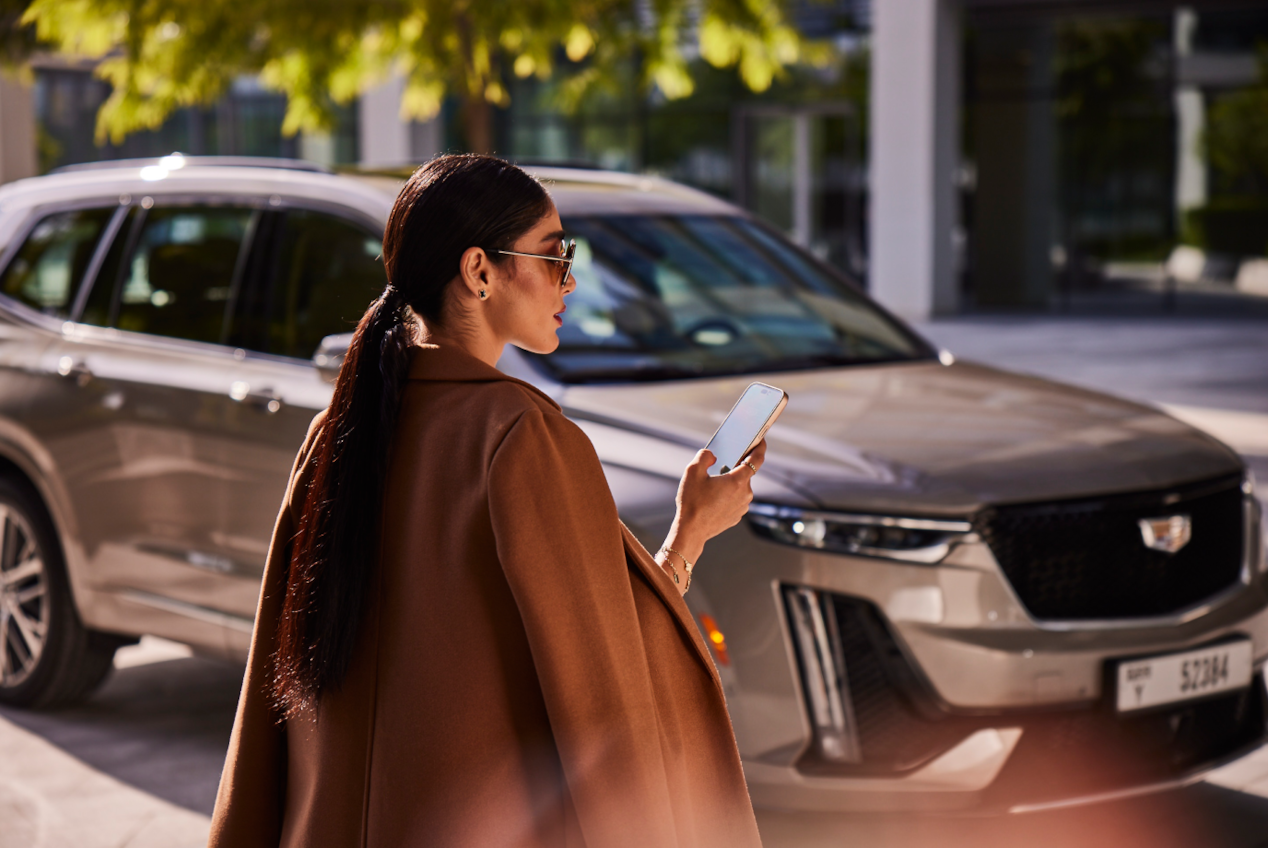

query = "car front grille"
[{"left": 976, "top": 474, "right": 1245, "bottom": 621}]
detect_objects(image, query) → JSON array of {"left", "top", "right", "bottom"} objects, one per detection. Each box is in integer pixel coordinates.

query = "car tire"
[{"left": 0, "top": 477, "right": 120, "bottom": 708}]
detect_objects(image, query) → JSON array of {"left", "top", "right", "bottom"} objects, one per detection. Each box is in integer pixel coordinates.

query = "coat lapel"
[{"left": 620, "top": 523, "right": 724, "bottom": 693}]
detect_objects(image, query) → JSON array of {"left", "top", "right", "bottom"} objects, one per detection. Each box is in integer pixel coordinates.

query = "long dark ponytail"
[{"left": 273, "top": 155, "right": 553, "bottom": 716}]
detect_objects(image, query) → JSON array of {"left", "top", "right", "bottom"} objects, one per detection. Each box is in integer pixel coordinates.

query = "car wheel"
[{"left": 0, "top": 477, "right": 119, "bottom": 708}]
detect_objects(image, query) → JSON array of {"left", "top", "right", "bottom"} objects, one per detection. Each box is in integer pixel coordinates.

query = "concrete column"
[
  {"left": 0, "top": 74, "right": 38, "bottom": 184},
  {"left": 409, "top": 116, "right": 443, "bottom": 163},
  {"left": 1174, "top": 8, "right": 1206, "bottom": 214},
  {"left": 1175, "top": 89, "right": 1206, "bottom": 212},
  {"left": 791, "top": 112, "right": 812, "bottom": 247},
  {"left": 869, "top": 0, "right": 961, "bottom": 319},
  {"left": 359, "top": 76, "right": 443, "bottom": 168}
]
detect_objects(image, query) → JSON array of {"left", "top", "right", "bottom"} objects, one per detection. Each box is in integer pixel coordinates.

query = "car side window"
[
  {"left": 113, "top": 206, "right": 256, "bottom": 345},
  {"left": 261, "top": 210, "right": 384, "bottom": 359},
  {"left": 79, "top": 208, "right": 137, "bottom": 328},
  {"left": 0, "top": 207, "right": 116, "bottom": 317}
]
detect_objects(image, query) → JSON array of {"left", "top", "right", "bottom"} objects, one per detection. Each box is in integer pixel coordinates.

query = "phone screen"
[{"left": 706, "top": 383, "right": 785, "bottom": 475}]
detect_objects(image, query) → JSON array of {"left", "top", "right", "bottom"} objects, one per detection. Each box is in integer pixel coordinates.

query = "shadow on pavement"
[
  {"left": 0, "top": 655, "right": 242, "bottom": 816},
  {"left": 757, "top": 782, "right": 1268, "bottom": 848}
]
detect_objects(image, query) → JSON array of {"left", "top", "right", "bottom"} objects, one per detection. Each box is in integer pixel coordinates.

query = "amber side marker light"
[{"left": 699, "top": 614, "right": 730, "bottom": 666}]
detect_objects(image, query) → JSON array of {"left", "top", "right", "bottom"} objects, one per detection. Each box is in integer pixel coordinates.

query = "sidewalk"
[
  {"left": 0, "top": 638, "right": 223, "bottom": 848},
  {"left": 0, "top": 716, "right": 210, "bottom": 848},
  {"left": 916, "top": 315, "right": 1268, "bottom": 416}
]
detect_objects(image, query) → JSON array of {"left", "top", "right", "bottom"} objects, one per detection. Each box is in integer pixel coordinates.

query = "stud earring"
[{"left": 478, "top": 289, "right": 487, "bottom": 300}]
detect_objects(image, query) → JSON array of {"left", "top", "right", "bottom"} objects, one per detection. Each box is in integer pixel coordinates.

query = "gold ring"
[{"left": 742, "top": 459, "right": 757, "bottom": 473}]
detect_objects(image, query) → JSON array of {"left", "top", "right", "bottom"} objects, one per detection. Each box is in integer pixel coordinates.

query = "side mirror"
[{"left": 313, "top": 332, "right": 354, "bottom": 382}]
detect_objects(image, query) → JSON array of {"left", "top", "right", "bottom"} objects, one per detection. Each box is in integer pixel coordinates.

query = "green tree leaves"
[{"left": 21, "top": 0, "right": 810, "bottom": 152}]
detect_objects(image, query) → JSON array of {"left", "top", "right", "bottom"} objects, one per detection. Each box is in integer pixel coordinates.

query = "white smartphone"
[{"left": 704, "top": 382, "right": 789, "bottom": 476}]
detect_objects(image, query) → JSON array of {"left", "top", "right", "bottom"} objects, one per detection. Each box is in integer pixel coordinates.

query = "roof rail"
[
  {"left": 512, "top": 158, "right": 609, "bottom": 171},
  {"left": 49, "top": 154, "right": 332, "bottom": 176}
]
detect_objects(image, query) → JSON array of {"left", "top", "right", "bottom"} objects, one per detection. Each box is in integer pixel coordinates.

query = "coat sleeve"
[
  {"left": 488, "top": 408, "right": 681, "bottom": 847},
  {"left": 207, "top": 414, "right": 324, "bottom": 848}
]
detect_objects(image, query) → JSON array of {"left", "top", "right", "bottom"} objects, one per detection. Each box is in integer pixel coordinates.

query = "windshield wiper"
[
  {"left": 559, "top": 361, "right": 710, "bottom": 383},
  {"left": 758, "top": 352, "right": 925, "bottom": 371}
]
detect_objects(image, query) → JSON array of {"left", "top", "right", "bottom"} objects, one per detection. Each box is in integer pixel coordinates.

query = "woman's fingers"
[
  {"left": 683, "top": 449, "right": 716, "bottom": 481},
  {"left": 746, "top": 439, "right": 768, "bottom": 472},
  {"left": 727, "top": 439, "right": 767, "bottom": 477},
  {"left": 674, "top": 441, "right": 772, "bottom": 545}
]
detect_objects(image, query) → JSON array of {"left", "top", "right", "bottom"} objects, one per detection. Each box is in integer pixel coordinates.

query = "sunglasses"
[{"left": 495, "top": 238, "right": 576, "bottom": 287}]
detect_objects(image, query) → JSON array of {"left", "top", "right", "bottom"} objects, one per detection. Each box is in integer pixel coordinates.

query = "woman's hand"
[{"left": 657, "top": 441, "right": 767, "bottom": 592}]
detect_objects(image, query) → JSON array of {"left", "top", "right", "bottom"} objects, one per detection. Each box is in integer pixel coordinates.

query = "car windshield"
[{"left": 529, "top": 214, "right": 933, "bottom": 383}]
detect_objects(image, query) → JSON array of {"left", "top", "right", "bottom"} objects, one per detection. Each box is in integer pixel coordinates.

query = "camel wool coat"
[{"left": 208, "top": 343, "right": 763, "bottom": 848}]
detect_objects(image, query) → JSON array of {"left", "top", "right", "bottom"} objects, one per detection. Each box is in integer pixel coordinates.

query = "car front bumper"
[{"left": 684, "top": 494, "right": 1268, "bottom": 812}]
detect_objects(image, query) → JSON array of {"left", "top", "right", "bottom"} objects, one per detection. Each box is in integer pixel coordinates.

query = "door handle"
[
  {"left": 229, "top": 381, "right": 283, "bottom": 414},
  {"left": 56, "top": 356, "right": 93, "bottom": 386}
]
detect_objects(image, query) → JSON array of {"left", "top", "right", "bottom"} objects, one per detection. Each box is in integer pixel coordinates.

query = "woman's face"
[{"left": 487, "top": 207, "right": 577, "bottom": 355}]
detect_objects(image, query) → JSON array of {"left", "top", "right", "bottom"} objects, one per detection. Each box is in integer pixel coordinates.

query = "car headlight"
[{"left": 747, "top": 504, "right": 974, "bottom": 564}]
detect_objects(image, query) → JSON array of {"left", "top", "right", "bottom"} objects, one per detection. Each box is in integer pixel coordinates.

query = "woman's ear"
[{"left": 458, "top": 246, "right": 493, "bottom": 302}]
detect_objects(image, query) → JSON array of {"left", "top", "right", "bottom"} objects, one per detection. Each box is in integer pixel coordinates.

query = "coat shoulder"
[
  {"left": 481, "top": 379, "right": 558, "bottom": 415},
  {"left": 475, "top": 381, "right": 583, "bottom": 446},
  {"left": 491, "top": 387, "right": 593, "bottom": 452}
]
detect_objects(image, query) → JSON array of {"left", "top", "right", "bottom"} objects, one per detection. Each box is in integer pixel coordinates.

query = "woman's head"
[
  {"left": 383, "top": 154, "right": 572, "bottom": 355},
  {"left": 274, "top": 154, "right": 563, "bottom": 716}
]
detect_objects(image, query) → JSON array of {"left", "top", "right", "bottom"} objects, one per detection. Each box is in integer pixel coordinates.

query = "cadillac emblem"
[{"left": 1138, "top": 515, "right": 1192, "bottom": 554}]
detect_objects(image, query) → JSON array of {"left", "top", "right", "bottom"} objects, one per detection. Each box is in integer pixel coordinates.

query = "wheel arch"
[{"left": 0, "top": 433, "right": 96, "bottom": 627}]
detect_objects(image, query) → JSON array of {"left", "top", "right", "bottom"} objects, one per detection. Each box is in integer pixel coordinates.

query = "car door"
[
  {"left": 216, "top": 204, "right": 385, "bottom": 653},
  {"left": 1, "top": 202, "right": 127, "bottom": 571},
  {"left": 0, "top": 201, "right": 125, "bottom": 437},
  {"left": 35, "top": 199, "right": 262, "bottom": 651}
]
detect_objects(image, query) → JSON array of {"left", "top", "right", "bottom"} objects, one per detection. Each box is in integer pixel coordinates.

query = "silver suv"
[{"left": 0, "top": 157, "right": 1263, "bottom": 813}]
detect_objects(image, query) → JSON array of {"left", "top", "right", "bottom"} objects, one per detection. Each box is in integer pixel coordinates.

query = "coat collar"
[{"left": 407, "top": 344, "right": 561, "bottom": 412}]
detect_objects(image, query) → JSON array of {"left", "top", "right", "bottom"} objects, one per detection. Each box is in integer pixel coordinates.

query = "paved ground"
[
  {"left": 918, "top": 314, "right": 1268, "bottom": 414},
  {"left": 2, "top": 309, "right": 1267, "bottom": 847},
  {"left": 0, "top": 640, "right": 234, "bottom": 847}
]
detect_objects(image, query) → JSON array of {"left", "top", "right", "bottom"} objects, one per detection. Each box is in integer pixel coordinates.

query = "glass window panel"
[
  {"left": 80, "top": 208, "right": 137, "bottom": 328},
  {"left": 115, "top": 207, "right": 255, "bottom": 344},
  {"left": 262, "top": 210, "right": 384, "bottom": 359},
  {"left": 535, "top": 214, "right": 932, "bottom": 383},
  {"left": 0, "top": 207, "right": 115, "bottom": 317}
]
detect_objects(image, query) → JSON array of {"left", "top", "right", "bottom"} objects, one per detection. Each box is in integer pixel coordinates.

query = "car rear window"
[
  {"left": 530, "top": 214, "right": 933, "bottom": 383},
  {"left": 257, "top": 209, "right": 384, "bottom": 359},
  {"left": 0, "top": 207, "right": 115, "bottom": 317}
]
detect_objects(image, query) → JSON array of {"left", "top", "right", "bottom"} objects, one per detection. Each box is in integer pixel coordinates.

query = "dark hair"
[{"left": 272, "top": 154, "right": 553, "bottom": 716}]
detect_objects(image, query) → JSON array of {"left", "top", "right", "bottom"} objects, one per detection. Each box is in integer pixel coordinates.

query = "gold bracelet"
[
  {"left": 661, "top": 546, "right": 694, "bottom": 591},
  {"left": 658, "top": 549, "right": 681, "bottom": 585}
]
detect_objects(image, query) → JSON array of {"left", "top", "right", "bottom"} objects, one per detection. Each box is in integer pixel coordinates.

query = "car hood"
[{"left": 558, "top": 360, "right": 1243, "bottom": 517}]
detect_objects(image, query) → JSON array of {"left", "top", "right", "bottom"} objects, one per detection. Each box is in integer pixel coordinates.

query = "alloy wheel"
[{"left": 0, "top": 504, "right": 49, "bottom": 688}]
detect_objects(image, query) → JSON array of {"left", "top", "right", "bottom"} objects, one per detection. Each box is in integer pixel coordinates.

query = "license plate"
[{"left": 1116, "top": 640, "right": 1254, "bottom": 713}]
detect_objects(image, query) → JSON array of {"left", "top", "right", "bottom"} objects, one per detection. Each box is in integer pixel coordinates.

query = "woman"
[{"left": 209, "top": 154, "right": 766, "bottom": 847}]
